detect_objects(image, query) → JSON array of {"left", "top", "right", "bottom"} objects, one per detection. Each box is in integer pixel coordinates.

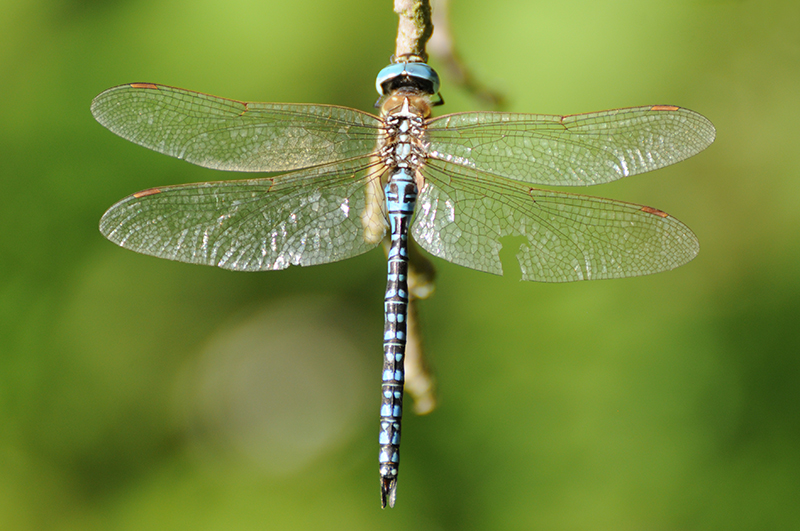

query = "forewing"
[
  {"left": 411, "top": 159, "right": 699, "bottom": 282},
  {"left": 426, "top": 106, "right": 715, "bottom": 186},
  {"left": 91, "top": 83, "right": 382, "bottom": 172},
  {"left": 99, "top": 157, "right": 387, "bottom": 271}
]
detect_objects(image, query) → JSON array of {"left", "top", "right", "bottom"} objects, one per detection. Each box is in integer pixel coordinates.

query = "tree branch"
[{"left": 393, "top": 0, "right": 434, "bottom": 62}]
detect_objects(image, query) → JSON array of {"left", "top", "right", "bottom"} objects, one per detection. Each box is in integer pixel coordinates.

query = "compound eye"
[
  {"left": 375, "top": 63, "right": 440, "bottom": 96},
  {"left": 402, "top": 63, "right": 440, "bottom": 94}
]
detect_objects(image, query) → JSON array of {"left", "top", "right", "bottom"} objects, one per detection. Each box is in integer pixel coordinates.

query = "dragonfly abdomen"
[{"left": 379, "top": 167, "right": 417, "bottom": 509}]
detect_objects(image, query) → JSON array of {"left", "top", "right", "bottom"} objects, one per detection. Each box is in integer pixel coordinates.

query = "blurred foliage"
[{"left": 2, "top": 0, "right": 799, "bottom": 529}]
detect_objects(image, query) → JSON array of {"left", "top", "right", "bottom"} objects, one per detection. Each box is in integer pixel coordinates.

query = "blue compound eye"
[{"left": 375, "top": 63, "right": 441, "bottom": 96}]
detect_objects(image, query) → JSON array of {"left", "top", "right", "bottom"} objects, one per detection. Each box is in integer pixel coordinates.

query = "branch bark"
[{"left": 393, "top": 0, "right": 434, "bottom": 62}]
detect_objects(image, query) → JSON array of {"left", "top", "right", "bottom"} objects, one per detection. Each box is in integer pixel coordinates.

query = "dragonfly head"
[
  {"left": 375, "top": 62, "right": 444, "bottom": 108},
  {"left": 376, "top": 62, "right": 440, "bottom": 96}
]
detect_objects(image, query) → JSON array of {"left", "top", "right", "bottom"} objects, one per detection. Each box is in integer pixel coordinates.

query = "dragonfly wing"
[
  {"left": 91, "top": 83, "right": 382, "bottom": 172},
  {"left": 411, "top": 159, "right": 699, "bottom": 282},
  {"left": 100, "top": 157, "right": 387, "bottom": 271},
  {"left": 426, "top": 106, "right": 715, "bottom": 186}
]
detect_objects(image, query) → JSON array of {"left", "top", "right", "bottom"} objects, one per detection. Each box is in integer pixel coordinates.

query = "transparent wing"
[
  {"left": 411, "top": 159, "right": 698, "bottom": 282},
  {"left": 99, "top": 157, "right": 387, "bottom": 271},
  {"left": 426, "top": 106, "right": 715, "bottom": 186},
  {"left": 91, "top": 83, "right": 382, "bottom": 172}
]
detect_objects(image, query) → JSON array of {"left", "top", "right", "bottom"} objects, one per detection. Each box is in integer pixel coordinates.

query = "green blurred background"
[{"left": 2, "top": 0, "right": 798, "bottom": 529}]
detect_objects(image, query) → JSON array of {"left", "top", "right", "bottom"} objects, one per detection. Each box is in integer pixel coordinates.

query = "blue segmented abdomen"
[{"left": 378, "top": 167, "right": 417, "bottom": 508}]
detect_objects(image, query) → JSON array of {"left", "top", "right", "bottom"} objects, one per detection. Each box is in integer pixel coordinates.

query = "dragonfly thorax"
[
  {"left": 379, "top": 95, "right": 430, "bottom": 170},
  {"left": 360, "top": 95, "right": 430, "bottom": 247}
]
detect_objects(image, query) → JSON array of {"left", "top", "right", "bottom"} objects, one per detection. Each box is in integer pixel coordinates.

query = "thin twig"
[{"left": 393, "top": 0, "right": 434, "bottom": 61}]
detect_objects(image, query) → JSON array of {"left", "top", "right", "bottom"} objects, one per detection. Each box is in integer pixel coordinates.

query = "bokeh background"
[{"left": 2, "top": 0, "right": 798, "bottom": 529}]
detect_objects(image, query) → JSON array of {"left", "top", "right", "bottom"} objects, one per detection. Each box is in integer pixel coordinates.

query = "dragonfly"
[{"left": 91, "top": 60, "right": 715, "bottom": 508}]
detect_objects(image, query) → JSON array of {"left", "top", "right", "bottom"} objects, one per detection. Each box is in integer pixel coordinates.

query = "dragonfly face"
[
  {"left": 376, "top": 62, "right": 441, "bottom": 97},
  {"left": 92, "top": 61, "right": 714, "bottom": 507}
]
